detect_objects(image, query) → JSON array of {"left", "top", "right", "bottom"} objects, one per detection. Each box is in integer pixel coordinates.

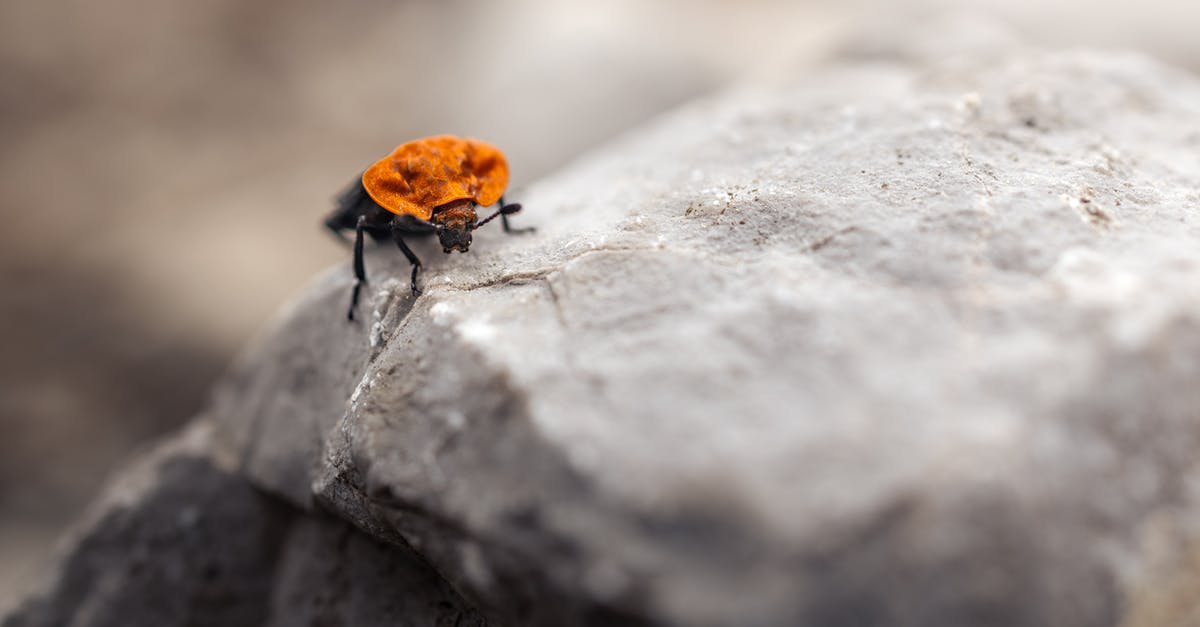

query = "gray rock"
[
  {"left": 4, "top": 423, "right": 488, "bottom": 627},
  {"left": 4, "top": 423, "right": 288, "bottom": 627},
  {"left": 266, "top": 514, "right": 488, "bottom": 627},
  {"left": 204, "top": 49, "right": 1200, "bottom": 626}
]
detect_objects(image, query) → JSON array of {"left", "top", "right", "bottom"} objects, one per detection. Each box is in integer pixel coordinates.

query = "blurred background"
[{"left": 2, "top": 0, "right": 1199, "bottom": 610}]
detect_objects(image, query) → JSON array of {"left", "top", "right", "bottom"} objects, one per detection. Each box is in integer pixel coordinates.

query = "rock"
[
  {"left": 265, "top": 515, "right": 488, "bottom": 627},
  {"left": 13, "top": 47, "right": 1200, "bottom": 626},
  {"left": 4, "top": 423, "right": 287, "bottom": 627},
  {"left": 201, "top": 47, "right": 1200, "bottom": 627},
  {"left": 3, "top": 423, "right": 487, "bottom": 627}
]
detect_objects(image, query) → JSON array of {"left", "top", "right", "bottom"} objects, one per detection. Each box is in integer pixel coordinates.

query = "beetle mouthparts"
[{"left": 437, "top": 225, "right": 472, "bottom": 253}]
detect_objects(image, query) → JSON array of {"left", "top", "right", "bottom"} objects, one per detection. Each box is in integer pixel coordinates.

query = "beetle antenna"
[{"left": 473, "top": 203, "right": 522, "bottom": 230}]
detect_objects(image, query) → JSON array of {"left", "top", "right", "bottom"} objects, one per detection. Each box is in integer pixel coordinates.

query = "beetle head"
[
  {"left": 438, "top": 224, "right": 472, "bottom": 253},
  {"left": 433, "top": 200, "right": 477, "bottom": 253}
]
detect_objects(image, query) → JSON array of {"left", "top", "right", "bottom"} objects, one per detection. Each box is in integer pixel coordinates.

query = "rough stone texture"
[
  {"left": 264, "top": 514, "right": 488, "bottom": 627},
  {"left": 3, "top": 423, "right": 488, "bottom": 627},
  {"left": 200, "top": 48, "right": 1200, "bottom": 627},
  {"left": 4, "top": 423, "right": 287, "bottom": 627}
]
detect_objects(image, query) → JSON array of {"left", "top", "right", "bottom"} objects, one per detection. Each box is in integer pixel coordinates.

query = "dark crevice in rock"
[
  {"left": 3, "top": 439, "right": 492, "bottom": 627},
  {"left": 5, "top": 454, "right": 291, "bottom": 627}
]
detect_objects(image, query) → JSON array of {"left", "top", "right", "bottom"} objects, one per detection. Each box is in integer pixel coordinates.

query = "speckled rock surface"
[
  {"left": 2, "top": 424, "right": 487, "bottom": 627},
  {"left": 200, "top": 48, "right": 1200, "bottom": 626}
]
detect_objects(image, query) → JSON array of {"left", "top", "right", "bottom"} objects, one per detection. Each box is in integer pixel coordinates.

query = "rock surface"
[
  {"left": 204, "top": 49, "right": 1200, "bottom": 626},
  {"left": 9, "top": 48, "right": 1200, "bottom": 627},
  {"left": 3, "top": 423, "right": 487, "bottom": 627}
]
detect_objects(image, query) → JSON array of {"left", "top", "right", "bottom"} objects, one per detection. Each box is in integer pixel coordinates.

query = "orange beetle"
[{"left": 325, "top": 135, "right": 533, "bottom": 320}]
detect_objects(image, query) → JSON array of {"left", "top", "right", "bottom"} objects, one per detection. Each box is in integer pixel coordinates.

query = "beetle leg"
[
  {"left": 394, "top": 214, "right": 441, "bottom": 233},
  {"left": 501, "top": 196, "right": 535, "bottom": 234},
  {"left": 348, "top": 215, "right": 368, "bottom": 321},
  {"left": 500, "top": 214, "right": 535, "bottom": 234},
  {"left": 476, "top": 196, "right": 535, "bottom": 233},
  {"left": 391, "top": 220, "right": 424, "bottom": 295}
]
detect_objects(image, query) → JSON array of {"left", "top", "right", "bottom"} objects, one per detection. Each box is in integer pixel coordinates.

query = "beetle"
[{"left": 324, "top": 135, "right": 533, "bottom": 321}]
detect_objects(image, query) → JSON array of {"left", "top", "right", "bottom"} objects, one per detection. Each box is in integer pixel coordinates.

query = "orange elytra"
[
  {"left": 324, "top": 135, "right": 535, "bottom": 321},
  {"left": 362, "top": 135, "right": 509, "bottom": 221}
]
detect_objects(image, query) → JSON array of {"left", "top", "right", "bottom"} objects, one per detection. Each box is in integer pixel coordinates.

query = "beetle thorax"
[{"left": 432, "top": 199, "right": 478, "bottom": 253}]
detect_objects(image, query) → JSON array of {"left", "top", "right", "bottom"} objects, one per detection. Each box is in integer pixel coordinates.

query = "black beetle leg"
[
  {"left": 499, "top": 195, "right": 535, "bottom": 234},
  {"left": 391, "top": 220, "right": 424, "bottom": 295},
  {"left": 348, "top": 215, "right": 367, "bottom": 321},
  {"left": 475, "top": 196, "right": 534, "bottom": 233}
]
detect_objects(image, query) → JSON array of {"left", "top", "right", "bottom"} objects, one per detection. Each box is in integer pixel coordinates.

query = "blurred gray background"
[{"left": 2, "top": 0, "right": 1198, "bottom": 609}]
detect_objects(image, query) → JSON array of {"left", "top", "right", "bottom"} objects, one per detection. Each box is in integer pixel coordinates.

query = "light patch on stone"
[
  {"left": 429, "top": 301, "right": 456, "bottom": 325},
  {"left": 457, "top": 315, "right": 497, "bottom": 346},
  {"left": 369, "top": 320, "right": 386, "bottom": 348},
  {"left": 957, "top": 91, "right": 982, "bottom": 114},
  {"left": 444, "top": 409, "right": 466, "bottom": 431},
  {"left": 1052, "top": 248, "right": 1140, "bottom": 307},
  {"left": 459, "top": 542, "right": 492, "bottom": 588},
  {"left": 347, "top": 378, "right": 367, "bottom": 405},
  {"left": 431, "top": 299, "right": 499, "bottom": 346}
]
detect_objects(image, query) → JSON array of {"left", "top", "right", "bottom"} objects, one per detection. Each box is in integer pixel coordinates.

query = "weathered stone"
[
  {"left": 210, "top": 286, "right": 373, "bottom": 509},
  {"left": 202, "top": 49, "right": 1200, "bottom": 626},
  {"left": 3, "top": 423, "right": 488, "bottom": 627},
  {"left": 4, "top": 424, "right": 288, "bottom": 627},
  {"left": 266, "top": 514, "right": 487, "bottom": 627}
]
